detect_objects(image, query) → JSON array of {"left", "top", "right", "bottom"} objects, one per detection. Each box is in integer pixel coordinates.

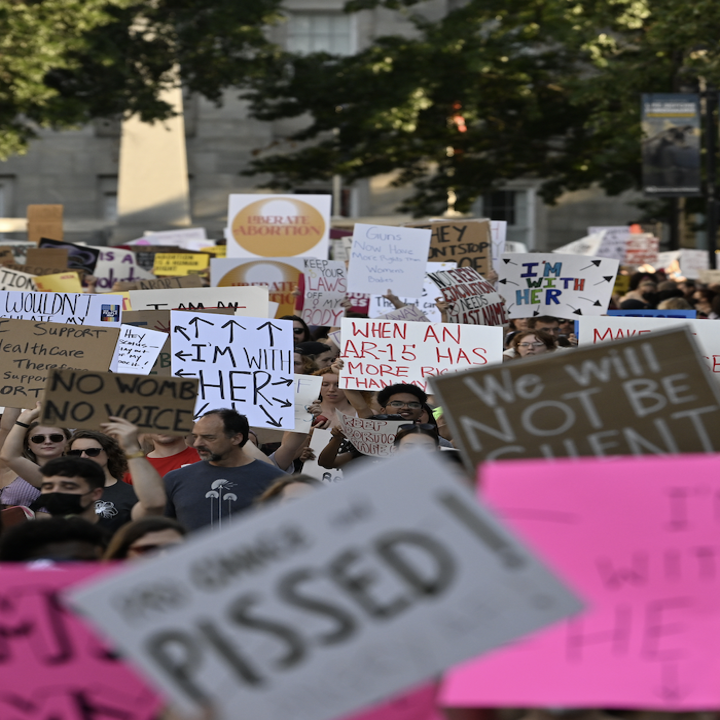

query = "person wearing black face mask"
[{"left": 30, "top": 457, "right": 106, "bottom": 523}]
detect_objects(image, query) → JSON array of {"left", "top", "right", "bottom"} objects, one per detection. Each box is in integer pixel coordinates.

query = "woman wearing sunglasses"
[{"left": 0, "top": 406, "right": 70, "bottom": 510}]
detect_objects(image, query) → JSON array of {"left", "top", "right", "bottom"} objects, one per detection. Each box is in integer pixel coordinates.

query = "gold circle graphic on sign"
[
  {"left": 231, "top": 198, "right": 326, "bottom": 256},
  {"left": 218, "top": 261, "right": 302, "bottom": 318}
]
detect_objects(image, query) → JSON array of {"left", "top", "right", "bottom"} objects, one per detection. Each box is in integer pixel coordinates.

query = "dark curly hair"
[{"left": 69, "top": 430, "right": 128, "bottom": 481}]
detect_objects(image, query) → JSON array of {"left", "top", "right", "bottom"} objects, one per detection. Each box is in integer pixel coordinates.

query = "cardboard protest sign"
[
  {"left": 226, "top": 194, "right": 331, "bottom": 259},
  {"left": 8, "top": 262, "right": 78, "bottom": 277},
  {"left": 302, "top": 427, "right": 344, "bottom": 484},
  {"left": 337, "top": 410, "right": 405, "bottom": 457},
  {"left": 33, "top": 271, "right": 84, "bottom": 293},
  {"left": 699, "top": 269, "right": 720, "bottom": 285},
  {"left": 91, "top": 247, "right": 156, "bottom": 292},
  {"left": 370, "top": 262, "right": 457, "bottom": 324},
  {"left": 212, "top": 257, "right": 304, "bottom": 318},
  {"left": 497, "top": 253, "right": 619, "bottom": 320},
  {"left": 0, "top": 318, "right": 119, "bottom": 407},
  {"left": 624, "top": 234, "right": 659, "bottom": 265},
  {"left": 441, "top": 454, "right": 720, "bottom": 710},
  {"left": 68, "top": 451, "right": 581, "bottom": 720},
  {"left": 577, "top": 316, "right": 720, "bottom": 377},
  {"left": 406, "top": 219, "right": 492, "bottom": 276},
  {"left": 294, "top": 374, "right": 323, "bottom": 433},
  {"left": 116, "top": 274, "right": 204, "bottom": 292},
  {"left": 27, "top": 204, "right": 62, "bottom": 244},
  {"left": 427, "top": 267, "right": 506, "bottom": 325},
  {"left": 0, "top": 565, "right": 161, "bottom": 720},
  {"left": 153, "top": 252, "right": 209, "bottom": 276},
  {"left": 301, "top": 259, "right": 347, "bottom": 326},
  {"left": 129, "top": 286, "right": 269, "bottom": 316},
  {"left": 348, "top": 224, "right": 431, "bottom": 298},
  {"left": 0, "top": 290, "right": 123, "bottom": 326},
  {"left": 41, "top": 368, "right": 198, "bottom": 434},
  {"left": 431, "top": 327, "right": 720, "bottom": 470},
  {"left": 339, "top": 318, "right": 504, "bottom": 392},
  {"left": 110, "top": 324, "right": 167, "bottom": 375},
  {"left": 0, "top": 247, "right": 15, "bottom": 265},
  {"left": 39, "top": 238, "right": 99, "bottom": 274},
  {"left": 26, "top": 246, "right": 69, "bottom": 269},
  {"left": 377, "top": 304, "right": 430, "bottom": 323},
  {"left": 0, "top": 266, "right": 37, "bottom": 291},
  {"left": 171, "top": 311, "right": 294, "bottom": 428}
]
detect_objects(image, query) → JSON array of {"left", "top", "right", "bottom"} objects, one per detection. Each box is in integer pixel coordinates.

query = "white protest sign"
[
  {"left": 129, "top": 286, "right": 269, "bottom": 317},
  {"left": 427, "top": 267, "right": 506, "bottom": 325},
  {"left": 552, "top": 234, "right": 603, "bottom": 256},
  {"left": 171, "top": 311, "right": 294, "bottom": 428},
  {"left": 328, "top": 329, "right": 342, "bottom": 348},
  {"left": 294, "top": 374, "right": 323, "bottom": 433},
  {"left": 497, "top": 253, "right": 619, "bottom": 320},
  {"left": 504, "top": 241, "right": 528, "bottom": 253},
  {"left": 369, "top": 262, "right": 456, "bottom": 323},
  {"left": 0, "top": 291, "right": 123, "bottom": 326},
  {"left": 624, "top": 234, "right": 659, "bottom": 265},
  {"left": 226, "top": 194, "right": 331, "bottom": 259},
  {"left": 302, "top": 259, "right": 347, "bottom": 326},
  {"left": 337, "top": 410, "right": 405, "bottom": 457},
  {"left": 91, "top": 247, "right": 156, "bottom": 292},
  {"left": 129, "top": 228, "right": 211, "bottom": 250},
  {"left": 302, "top": 428, "right": 344, "bottom": 483},
  {"left": 377, "top": 304, "right": 430, "bottom": 323},
  {"left": 348, "top": 224, "right": 431, "bottom": 297},
  {"left": 110, "top": 324, "right": 167, "bottom": 375},
  {"left": 0, "top": 267, "right": 37, "bottom": 291},
  {"left": 657, "top": 249, "right": 709, "bottom": 280},
  {"left": 578, "top": 316, "right": 720, "bottom": 376},
  {"left": 68, "top": 451, "right": 582, "bottom": 720},
  {"left": 587, "top": 226, "right": 631, "bottom": 263},
  {"left": 489, "top": 221, "right": 507, "bottom": 269},
  {"left": 339, "top": 318, "right": 504, "bottom": 392}
]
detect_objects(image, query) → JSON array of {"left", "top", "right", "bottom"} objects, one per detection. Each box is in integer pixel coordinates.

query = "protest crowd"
[{"left": 1, "top": 209, "right": 719, "bottom": 720}]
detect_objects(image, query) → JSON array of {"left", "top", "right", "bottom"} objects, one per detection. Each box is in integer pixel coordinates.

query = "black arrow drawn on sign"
[
  {"left": 272, "top": 397, "right": 292, "bottom": 408},
  {"left": 259, "top": 405, "right": 283, "bottom": 427},
  {"left": 174, "top": 369, "right": 196, "bottom": 378},
  {"left": 656, "top": 663, "right": 689, "bottom": 702},
  {"left": 174, "top": 350, "right": 192, "bottom": 361},
  {"left": 580, "top": 261, "right": 602, "bottom": 270},
  {"left": 173, "top": 325, "right": 190, "bottom": 341},
  {"left": 594, "top": 276, "right": 615, "bottom": 285},
  {"left": 593, "top": 300, "right": 602, "bottom": 306},
  {"left": 188, "top": 317, "right": 214, "bottom": 339},
  {"left": 532, "top": 308, "right": 541, "bottom": 316},
  {"left": 271, "top": 377, "right": 293, "bottom": 387},
  {"left": 502, "top": 258, "right": 518, "bottom": 265},
  {"left": 221, "top": 319, "right": 246, "bottom": 343},
  {"left": 499, "top": 278, "right": 519, "bottom": 286},
  {"left": 257, "top": 321, "right": 282, "bottom": 347}
]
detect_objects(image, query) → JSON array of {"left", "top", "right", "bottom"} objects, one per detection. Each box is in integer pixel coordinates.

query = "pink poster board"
[
  {"left": 0, "top": 564, "right": 162, "bottom": 720},
  {"left": 440, "top": 454, "right": 720, "bottom": 710}
]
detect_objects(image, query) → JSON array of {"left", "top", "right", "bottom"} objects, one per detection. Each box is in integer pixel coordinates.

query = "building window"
[
  {"left": 286, "top": 13, "right": 355, "bottom": 56},
  {"left": 475, "top": 187, "right": 535, "bottom": 248},
  {"left": 482, "top": 191, "right": 517, "bottom": 225}
]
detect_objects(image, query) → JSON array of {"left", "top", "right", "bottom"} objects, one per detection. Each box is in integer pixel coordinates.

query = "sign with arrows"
[
  {"left": 497, "top": 253, "right": 619, "bottom": 320},
  {"left": 128, "top": 286, "right": 269, "bottom": 316},
  {"left": 170, "top": 311, "right": 295, "bottom": 429},
  {"left": 441, "top": 453, "right": 720, "bottom": 710}
]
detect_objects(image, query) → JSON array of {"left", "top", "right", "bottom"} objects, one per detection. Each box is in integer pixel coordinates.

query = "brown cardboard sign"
[
  {"left": 405, "top": 219, "right": 492, "bottom": 275},
  {"left": 7, "top": 263, "right": 80, "bottom": 278},
  {"left": 26, "top": 247, "right": 69, "bottom": 269},
  {"left": 0, "top": 319, "right": 119, "bottom": 408},
  {"left": 115, "top": 275, "right": 203, "bottom": 292},
  {"left": 27, "top": 205, "right": 63, "bottom": 244},
  {"left": 41, "top": 369, "right": 198, "bottom": 434},
  {"left": 431, "top": 327, "right": 720, "bottom": 471},
  {"left": 0, "top": 248, "right": 15, "bottom": 266}
]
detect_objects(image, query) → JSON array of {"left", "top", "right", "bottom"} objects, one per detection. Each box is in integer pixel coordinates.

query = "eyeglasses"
[
  {"left": 399, "top": 423, "right": 437, "bottom": 432},
  {"left": 67, "top": 447, "right": 103, "bottom": 458},
  {"left": 293, "top": 328, "right": 305, "bottom": 334},
  {"left": 387, "top": 401, "right": 422, "bottom": 410},
  {"left": 30, "top": 434, "right": 65, "bottom": 444},
  {"left": 518, "top": 342, "right": 545, "bottom": 348}
]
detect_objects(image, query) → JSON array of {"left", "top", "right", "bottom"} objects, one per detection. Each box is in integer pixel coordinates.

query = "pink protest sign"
[
  {"left": 342, "top": 683, "right": 443, "bottom": 720},
  {"left": 0, "top": 564, "right": 162, "bottom": 720},
  {"left": 440, "top": 455, "right": 720, "bottom": 710}
]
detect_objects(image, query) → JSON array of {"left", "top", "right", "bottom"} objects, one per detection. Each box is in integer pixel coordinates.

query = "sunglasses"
[
  {"left": 67, "top": 447, "right": 103, "bottom": 458},
  {"left": 30, "top": 434, "right": 65, "bottom": 444},
  {"left": 293, "top": 328, "right": 305, "bottom": 334}
]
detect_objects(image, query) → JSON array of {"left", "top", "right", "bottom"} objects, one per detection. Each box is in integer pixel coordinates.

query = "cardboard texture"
[
  {"left": 116, "top": 274, "right": 203, "bottom": 291},
  {"left": 7, "top": 263, "right": 80, "bottom": 277},
  {"left": 27, "top": 204, "right": 63, "bottom": 244},
  {"left": 431, "top": 327, "right": 720, "bottom": 471},
  {"left": 39, "top": 238, "right": 99, "bottom": 274},
  {"left": 26, "top": 247, "right": 69, "bottom": 269},
  {"left": 0, "top": 247, "right": 15, "bottom": 265},
  {"left": 406, "top": 219, "right": 492, "bottom": 276},
  {"left": 0, "top": 318, "right": 119, "bottom": 407},
  {"left": 68, "top": 451, "right": 581, "bottom": 720},
  {"left": 41, "top": 368, "right": 198, "bottom": 434}
]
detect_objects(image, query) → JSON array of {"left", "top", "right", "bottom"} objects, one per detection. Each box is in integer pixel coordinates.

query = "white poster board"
[
  {"left": 587, "top": 227, "right": 631, "bottom": 263},
  {"left": 110, "top": 324, "right": 167, "bottom": 375},
  {"left": 0, "top": 291, "right": 124, "bottom": 326},
  {"left": 301, "top": 259, "right": 347, "bottom": 326},
  {"left": 69, "top": 451, "right": 581, "bottom": 720},
  {"left": 377, "top": 304, "right": 430, "bottom": 323},
  {"left": 226, "top": 194, "right": 331, "bottom": 260},
  {"left": 489, "top": 221, "right": 507, "bottom": 269},
  {"left": 294, "top": 374, "right": 323, "bottom": 433},
  {"left": 302, "top": 428, "right": 344, "bottom": 483},
  {"left": 337, "top": 410, "right": 406, "bottom": 457},
  {"left": 347, "top": 224, "right": 431, "bottom": 298},
  {"left": 170, "top": 311, "right": 295, "bottom": 428},
  {"left": 129, "top": 286, "right": 269, "bottom": 317},
  {"left": 339, "top": 318, "right": 504, "bottom": 392},
  {"left": 427, "top": 267, "right": 506, "bottom": 325},
  {"left": 497, "top": 253, "right": 619, "bottom": 320},
  {"left": 91, "top": 247, "right": 156, "bottom": 293},
  {"left": 578, "top": 316, "right": 720, "bottom": 377},
  {"left": 552, "top": 234, "right": 603, "bottom": 256},
  {"left": 0, "top": 267, "right": 37, "bottom": 291}
]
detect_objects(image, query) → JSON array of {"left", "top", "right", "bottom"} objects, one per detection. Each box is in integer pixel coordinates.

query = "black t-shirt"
[{"left": 95, "top": 480, "right": 137, "bottom": 534}]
